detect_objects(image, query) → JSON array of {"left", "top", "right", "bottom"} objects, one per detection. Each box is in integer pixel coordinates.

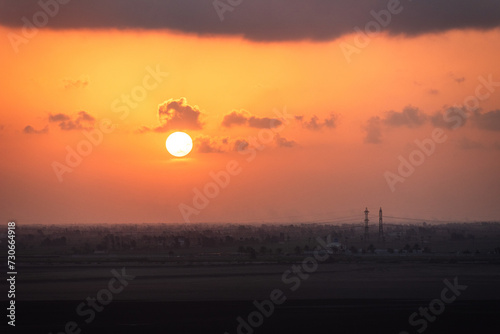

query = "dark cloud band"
[{"left": 1, "top": 0, "right": 499, "bottom": 41}]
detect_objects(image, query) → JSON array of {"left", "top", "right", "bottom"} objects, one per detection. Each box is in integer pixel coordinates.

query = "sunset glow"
[{"left": 0, "top": 1, "right": 499, "bottom": 225}]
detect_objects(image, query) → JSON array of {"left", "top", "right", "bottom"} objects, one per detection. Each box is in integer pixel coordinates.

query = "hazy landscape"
[{"left": 3, "top": 221, "right": 500, "bottom": 333}]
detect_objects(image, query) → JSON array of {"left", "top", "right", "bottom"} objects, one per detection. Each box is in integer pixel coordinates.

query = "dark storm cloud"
[{"left": 1, "top": 0, "right": 499, "bottom": 41}]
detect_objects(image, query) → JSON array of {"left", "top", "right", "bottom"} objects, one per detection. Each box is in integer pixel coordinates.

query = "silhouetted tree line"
[{"left": 41, "top": 236, "right": 66, "bottom": 247}]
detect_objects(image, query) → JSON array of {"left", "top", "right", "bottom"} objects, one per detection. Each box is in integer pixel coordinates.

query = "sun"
[{"left": 166, "top": 132, "right": 193, "bottom": 157}]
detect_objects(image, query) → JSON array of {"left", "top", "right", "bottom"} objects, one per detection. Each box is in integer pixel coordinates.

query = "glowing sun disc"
[{"left": 166, "top": 132, "right": 193, "bottom": 157}]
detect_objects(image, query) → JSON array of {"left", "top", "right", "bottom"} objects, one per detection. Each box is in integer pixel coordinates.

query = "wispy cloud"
[
  {"left": 383, "top": 106, "right": 427, "bottom": 128},
  {"left": 363, "top": 106, "right": 427, "bottom": 143},
  {"left": 430, "top": 107, "right": 470, "bottom": 130},
  {"left": 457, "top": 137, "right": 484, "bottom": 150},
  {"left": 364, "top": 116, "right": 382, "bottom": 144},
  {"left": 194, "top": 136, "right": 224, "bottom": 153},
  {"left": 222, "top": 110, "right": 282, "bottom": 129},
  {"left": 275, "top": 134, "right": 296, "bottom": 148},
  {"left": 474, "top": 109, "right": 500, "bottom": 131},
  {"left": 63, "top": 76, "right": 90, "bottom": 89},
  {"left": 49, "top": 111, "right": 95, "bottom": 131},
  {"left": 297, "top": 114, "right": 337, "bottom": 131},
  {"left": 221, "top": 111, "right": 248, "bottom": 127},
  {"left": 23, "top": 125, "right": 48, "bottom": 134}
]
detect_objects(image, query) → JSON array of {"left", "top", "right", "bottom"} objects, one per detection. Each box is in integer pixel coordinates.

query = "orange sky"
[{"left": 1, "top": 24, "right": 500, "bottom": 224}]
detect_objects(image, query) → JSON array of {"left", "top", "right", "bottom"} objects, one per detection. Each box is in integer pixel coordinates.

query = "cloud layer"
[
  {"left": 2, "top": 0, "right": 499, "bottom": 41},
  {"left": 296, "top": 114, "right": 337, "bottom": 131},
  {"left": 364, "top": 106, "right": 437, "bottom": 143},
  {"left": 364, "top": 106, "right": 500, "bottom": 143},
  {"left": 23, "top": 111, "right": 95, "bottom": 134},
  {"left": 474, "top": 109, "right": 500, "bottom": 131},
  {"left": 191, "top": 134, "right": 295, "bottom": 154},
  {"left": 364, "top": 116, "right": 382, "bottom": 144},
  {"left": 49, "top": 111, "right": 95, "bottom": 131},
  {"left": 140, "top": 97, "right": 203, "bottom": 133},
  {"left": 383, "top": 106, "right": 427, "bottom": 128},
  {"left": 222, "top": 110, "right": 282, "bottom": 129},
  {"left": 23, "top": 125, "right": 48, "bottom": 134}
]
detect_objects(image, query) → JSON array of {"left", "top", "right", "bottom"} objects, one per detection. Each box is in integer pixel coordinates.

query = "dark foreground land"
[
  {"left": 5, "top": 260, "right": 500, "bottom": 333},
  {"left": 16, "top": 299, "right": 499, "bottom": 334}
]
